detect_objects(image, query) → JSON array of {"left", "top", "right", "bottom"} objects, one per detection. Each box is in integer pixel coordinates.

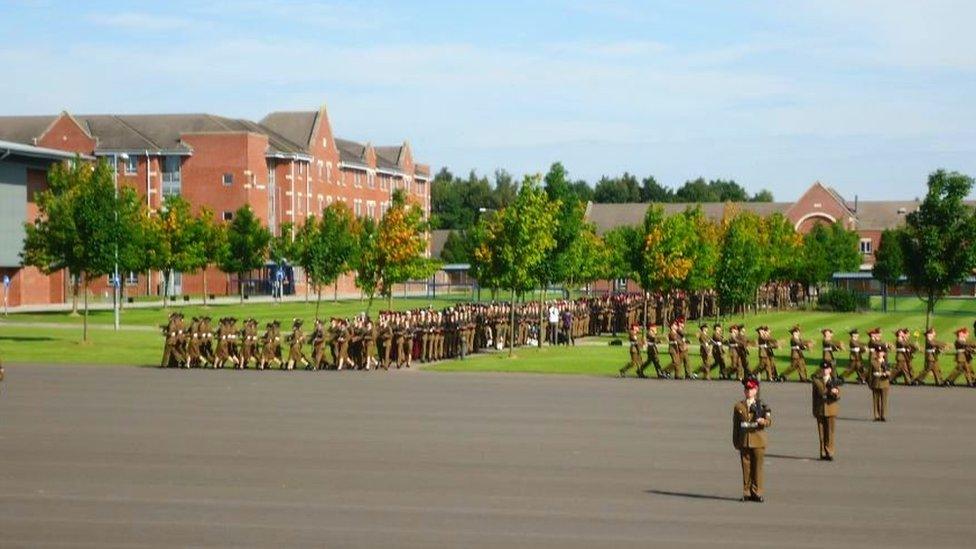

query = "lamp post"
[{"left": 111, "top": 152, "right": 129, "bottom": 331}]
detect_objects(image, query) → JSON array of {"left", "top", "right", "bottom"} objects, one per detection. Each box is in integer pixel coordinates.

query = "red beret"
[{"left": 744, "top": 379, "right": 759, "bottom": 390}]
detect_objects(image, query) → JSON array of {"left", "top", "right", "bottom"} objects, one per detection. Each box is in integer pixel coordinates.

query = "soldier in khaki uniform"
[
  {"left": 945, "top": 327, "right": 975, "bottom": 387},
  {"left": 779, "top": 326, "right": 810, "bottom": 382},
  {"left": 839, "top": 329, "right": 866, "bottom": 383},
  {"left": 890, "top": 328, "right": 918, "bottom": 386},
  {"left": 732, "top": 377, "right": 771, "bottom": 502},
  {"left": 821, "top": 328, "right": 844, "bottom": 368},
  {"left": 693, "top": 324, "right": 713, "bottom": 380},
  {"left": 619, "top": 324, "right": 644, "bottom": 378},
  {"left": 726, "top": 325, "right": 742, "bottom": 380},
  {"left": 755, "top": 326, "right": 779, "bottom": 382},
  {"left": 868, "top": 329, "right": 891, "bottom": 420},
  {"left": 734, "top": 324, "right": 750, "bottom": 380},
  {"left": 912, "top": 328, "right": 945, "bottom": 385},
  {"left": 711, "top": 324, "right": 727, "bottom": 379},
  {"left": 812, "top": 361, "right": 841, "bottom": 460},
  {"left": 642, "top": 323, "right": 665, "bottom": 378}
]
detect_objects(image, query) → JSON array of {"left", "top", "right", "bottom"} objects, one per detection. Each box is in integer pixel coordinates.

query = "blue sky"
[{"left": 2, "top": 0, "right": 974, "bottom": 200}]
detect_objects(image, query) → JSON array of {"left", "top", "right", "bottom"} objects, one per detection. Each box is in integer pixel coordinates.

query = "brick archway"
[{"left": 794, "top": 211, "right": 837, "bottom": 232}]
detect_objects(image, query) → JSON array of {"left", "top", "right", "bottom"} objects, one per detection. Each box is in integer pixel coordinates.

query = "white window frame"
[
  {"left": 859, "top": 238, "right": 873, "bottom": 254},
  {"left": 124, "top": 156, "right": 138, "bottom": 175},
  {"left": 222, "top": 173, "right": 233, "bottom": 186}
]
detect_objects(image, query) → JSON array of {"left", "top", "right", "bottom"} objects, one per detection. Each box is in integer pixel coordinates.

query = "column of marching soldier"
[{"left": 157, "top": 287, "right": 790, "bottom": 370}]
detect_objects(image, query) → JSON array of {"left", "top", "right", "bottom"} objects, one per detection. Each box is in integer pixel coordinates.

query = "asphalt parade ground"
[{"left": 1, "top": 365, "right": 974, "bottom": 548}]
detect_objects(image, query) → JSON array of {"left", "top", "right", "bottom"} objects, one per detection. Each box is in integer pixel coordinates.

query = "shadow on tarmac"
[{"left": 645, "top": 489, "right": 741, "bottom": 502}]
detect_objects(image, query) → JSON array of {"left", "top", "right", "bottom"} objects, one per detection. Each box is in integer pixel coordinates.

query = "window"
[
  {"left": 124, "top": 156, "right": 138, "bottom": 175},
  {"left": 367, "top": 172, "right": 375, "bottom": 189},
  {"left": 366, "top": 201, "right": 376, "bottom": 218},
  {"left": 318, "top": 160, "right": 323, "bottom": 179},
  {"left": 859, "top": 238, "right": 873, "bottom": 254},
  {"left": 268, "top": 165, "right": 276, "bottom": 186},
  {"left": 327, "top": 162, "right": 332, "bottom": 182},
  {"left": 223, "top": 211, "right": 234, "bottom": 221},
  {"left": 222, "top": 173, "right": 233, "bottom": 186},
  {"left": 354, "top": 199, "right": 363, "bottom": 217},
  {"left": 327, "top": 195, "right": 333, "bottom": 205},
  {"left": 162, "top": 156, "right": 182, "bottom": 196},
  {"left": 354, "top": 172, "right": 362, "bottom": 188},
  {"left": 125, "top": 271, "right": 138, "bottom": 286}
]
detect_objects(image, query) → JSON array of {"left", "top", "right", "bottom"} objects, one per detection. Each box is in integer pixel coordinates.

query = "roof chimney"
[{"left": 854, "top": 194, "right": 858, "bottom": 213}]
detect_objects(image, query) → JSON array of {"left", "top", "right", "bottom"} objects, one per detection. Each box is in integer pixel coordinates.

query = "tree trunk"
[
  {"left": 334, "top": 281, "right": 338, "bottom": 302},
  {"left": 315, "top": 286, "right": 322, "bottom": 319},
  {"left": 70, "top": 274, "right": 79, "bottom": 315},
  {"left": 537, "top": 281, "right": 544, "bottom": 348},
  {"left": 509, "top": 287, "right": 516, "bottom": 357},
  {"left": 82, "top": 273, "right": 89, "bottom": 342},
  {"left": 202, "top": 268, "right": 208, "bottom": 307},
  {"left": 162, "top": 271, "right": 170, "bottom": 308},
  {"left": 387, "top": 291, "right": 393, "bottom": 311},
  {"left": 239, "top": 272, "right": 244, "bottom": 304}
]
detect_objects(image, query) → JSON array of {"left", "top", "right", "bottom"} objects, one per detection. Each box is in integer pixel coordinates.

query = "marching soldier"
[
  {"left": 310, "top": 319, "right": 328, "bottom": 370},
  {"left": 945, "top": 327, "right": 976, "bottom": 387},
  {"left": 694, "top": 324, "right": 713, "bottom": 380},
  {"left": 912, "top": 328, "right": 945, "bottom": 385},
  {"left": 821, "top": 328, "right": 844, "bottom": 368},
  {"left": 643, "top": 323, "right": 665, "bottom": 378},
  {"left": 839, "top": 329, "right": 866, "bottom": 383},
  {"left": 890, "top": 328, "right": 918, "bottom": 385},
  {"left": 779, "top": 325, "right": 810, "bottom": 382},
  {"left": 711, "top": 324, "right": 727, "bottom": 379},
  {"left": 755, "top": 326, "right": 779, "bottom": 382},
  {"left": 160, "top": 312, "right": 186, "bottom": 368},
  {"left": 258, "top": 320, "right": 282, "bottom": 370},
  {"left": 239, "top": 318, "right": 259, "bottom": 369},
  {"left": 732, "top": 377, "right": 771, "bottom": 502},
  {"left": 734, "top": 324, "right": 750, "bottom": 380},
  {"left": 812, "top": 361, "right": 840, "bottom": 460},
  {"left": 727, "top": 324, "right": 742, "bottom": 380},
  {"left": 868, "top": 328, "right": 891, "bottom": 420},
  {"left": 619, "top": 324, "right": 644, "bottom": 378}
]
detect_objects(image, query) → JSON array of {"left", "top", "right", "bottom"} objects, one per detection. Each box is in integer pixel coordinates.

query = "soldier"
[
  {"left": 619, "top": 324, "right": 644, "bottom": 378},
  {"left": 642, "top": 323, "right": 665, "bottom": 378},
  {"left": 675, "top": 318, "right": 692, "bottom": 380},
  {"left": 839, "top": 329, "right": 866, "bottom": 383},
  {"left": 912, "top": 328, "right": 946, "bottom": 385},
  {"left": 779, "top": 325, "right": 810, "bottom": 382},
  {"left": 307, "top": 319, "right": 325, "bottom": 370},
  {"left": 890, "top": 328, "right": 918, "bottom": 386},
  {"left": 821, "top": 328, "right": 844, "bottom": 368},
  {"left": 335, "top": 319, "right": 351, "bottom": 370},
  {"left": 213, "top": 317, "right": 235, "bottom": 369},
  {"left": 732, "top": 377, "right": 771, "bottom": 502},
  {"left": 239, "top": 318, "right": 259, "bottom": 369},
  {"left": 868, "top": 330, "right": 891, "bottom": 421},
  {"left": 693, "top": 324, "right": 713, "bottom": 380},
  {"left": 377, "top": 317, "right": 394, "bottom": 370},
  {"left": 160, "top": 312, "right": 186, "bottom": 368},
  {"left": 711, "top": 324, "right": 727, "bottom": 379},
  {"left": 734, "top": 324, "right": 750, "bottom": 380},
  {"left": 812, "top": 361, "right": 841, "bottom": 461},
  {"left": 726, "top": 325, "right": 742, "bottom": 380},
  {"left": 755, "top": 326, "right": 779, "bottom": 382},
  {"left": 185, "top": 317, "right": 206, "bottom": 368},
  {"left": 945, "top": 327, "right": 976, "bottom": 387},
  {"left": 258, "top": 320, "right": 282, "bottom": 370}
]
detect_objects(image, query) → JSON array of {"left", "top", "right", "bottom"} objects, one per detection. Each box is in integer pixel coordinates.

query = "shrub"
[{"left": 817, "top": 287, "right": 869, "bottom": 312}]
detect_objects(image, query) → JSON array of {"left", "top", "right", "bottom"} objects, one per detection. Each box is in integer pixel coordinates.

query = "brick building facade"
[{"left": 0, "top": 105, "right": 431, "bottom": 307}]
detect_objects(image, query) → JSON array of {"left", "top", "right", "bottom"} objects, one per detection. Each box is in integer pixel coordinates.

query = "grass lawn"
[{"left": 2, "top": 296, "right": 976, "bottom": 381}]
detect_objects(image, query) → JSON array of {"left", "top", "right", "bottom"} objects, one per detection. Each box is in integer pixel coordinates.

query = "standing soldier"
[
  {"left": 912, "top": 328, "right": 946, "bottom": 385},
  {"left": 239, "top": 318, "right": 259, "bottom": 369},
  {"left": 868, "top": 330, "right": 892, "bottom": 421},
  {"left": 663, "top": 320, "right": 683, "bottom": 379},
  {"left": 732, "top": 377, "right": 771, "bottom": 502},
  {"left": 377, "top": 317, "right": 393, "bottom": 370},
  {"left": 840, "top": 329, "right": 866, "bottom": 383},
  {"left": 812, "top": 361, "right": 841, "bottom": 461},
  {"left": 890, "top": 328, "right": 918, "bottom": 386},
  {"left": 619, "top": 324, "right": 645, "bottom": 378},
  {"left": 285, "top": 318, "right": 309, "bottom": 370},
  {"left": 726, "top": 325, "right": 742, "bottom": 381},
  {"left": 779, "top": 326, "right": 810, "bottom": 382},
  {"left": 693, "top": 324, "right": 713, "bottom": 380},
  {"left": 755, "top": 326, "right": 779, "bottom": 382},
  {"left": 945, "top": 327, "right": 976, "bottom": 387}
]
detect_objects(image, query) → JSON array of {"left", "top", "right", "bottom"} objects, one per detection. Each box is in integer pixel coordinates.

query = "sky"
[{"left": 2, "top": 0, "right": 974, "bottom": 200}]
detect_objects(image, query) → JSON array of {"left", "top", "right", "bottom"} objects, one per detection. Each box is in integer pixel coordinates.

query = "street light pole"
[{"left": 111, "top": 152, "right": 129, "bottom": 332}]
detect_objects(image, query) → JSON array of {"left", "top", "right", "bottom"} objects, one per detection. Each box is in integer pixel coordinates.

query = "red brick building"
[{"left": 0, "top": 105, "right": 431, "bottom": 306}]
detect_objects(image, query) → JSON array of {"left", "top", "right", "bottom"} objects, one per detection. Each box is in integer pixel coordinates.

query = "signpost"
[{"left": 2, "top": 274, "right": 9, "bottom": 316}]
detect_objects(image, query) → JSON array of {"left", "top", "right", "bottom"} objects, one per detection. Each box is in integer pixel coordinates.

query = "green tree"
[
  {"left": 353, "top": 216, "right": 381, "bottom": 313},
  {"left": 296, "top": 202, "right": 360, "bottom": 316},
  {"left": 143, "top": 196, "right": 205, "bottom": 306},
  {"left": 218, "top": 205, "right": 271, "bottom": 303},
  {"left": 751, "top": 189, "right": 775, "bottom": 202},
  {"left": 475, "top": 175, "right": 556, "bottom": 355},
  {"left": 681, "top": 207, "right": 720, "bottom": 317},
  {"left": 439, "top": 230, "right": 471, "bottom": 263},
  {"left": 760, "top": 212, "right": 804, "bottom": 282},
  {"left": 21, "top": 158, "right": 140, "bottom": 340},
  {"left": 716, "top": 209, "right": 765, "bottom": 315},
  {"left": 872, "top": 229, "right": 905, "bottom": 313},
  {"left": 603, "top": 226, "right": 640, "bottom": 286},
  {"left": 192, "top": 207, "right": 227, "bottom": 306},
  {"left": 640, "top": 176, "right": 674, "bottom": 202},
  {"left": 593, "top": 173, "right": 642, "bottom": 203},
  {"left": 898, "top": 170, "right": 976, "bottom": 327},
  {"left": 800, "top": 222, "right": 860, "bottom": 288},
  {"left": 377, "top": 189, "right": 439, "bottom": 310}
]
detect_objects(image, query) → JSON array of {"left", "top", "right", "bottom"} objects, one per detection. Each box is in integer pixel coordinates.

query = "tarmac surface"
[{"left": 1, "top": 364, "right": 974, "bottom": 548}]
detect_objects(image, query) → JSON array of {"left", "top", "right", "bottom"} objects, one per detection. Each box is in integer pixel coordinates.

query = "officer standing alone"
[{"left": 732, "top": 377, "right": 771, "bottom": 502}]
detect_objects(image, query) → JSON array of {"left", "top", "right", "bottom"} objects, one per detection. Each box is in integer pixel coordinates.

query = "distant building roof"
[{"left": 585, "top": 201, "right": 792, "bottom": 234}]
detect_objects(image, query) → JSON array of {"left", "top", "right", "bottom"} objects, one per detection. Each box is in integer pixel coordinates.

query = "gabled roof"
[
  {"left": 0, "top": 115, "right": 59, "bottom": 145},
  {"left": 374, "top": 145, "right": 403, "bottom": 171},
  {"left": 259, "top": 111, "right": 318, "bottom": 150},
  {"left": 335, "top": 137, "right": 369, "bottom": 167}
]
